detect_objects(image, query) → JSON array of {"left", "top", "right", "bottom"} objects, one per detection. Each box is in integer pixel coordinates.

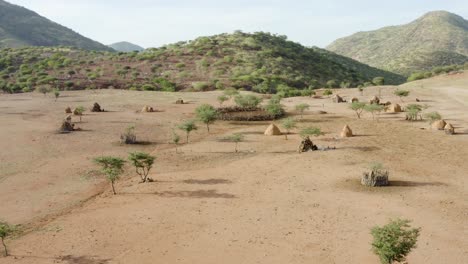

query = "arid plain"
[{"left": 0, "top": 73, "right": 467, "bottom": 264}]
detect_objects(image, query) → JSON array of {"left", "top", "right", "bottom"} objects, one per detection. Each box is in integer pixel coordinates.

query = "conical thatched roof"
[
  {"left": 264, "top": 123, "right": 282, "bottom": 136},
  {"left": 386, "top": 103, "right": 402, "bottom": 113},
  {"left": 340, "top": 125, "right": 353, "bottom": 138},
  {"left": 444, "top": 123, "right": 455, "bottom": 135}
]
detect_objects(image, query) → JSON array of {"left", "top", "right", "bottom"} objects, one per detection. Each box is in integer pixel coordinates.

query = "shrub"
[
  {"left": 178, "top": 120, "right": 198, "bottom": 143},
  {"left": 371, "top": 218, "right": 420, "bottom": 264},
  {"left": 171, "top": 131, "right": 181, "bottom": 153},
  {"left": 234, "top": 94, "right": 262, "bottom": 108},
  {"left": 128, "top": 152, "right": 155, "bottom": 183},
  {"left": 94, "top": 156, "right": 125, "bottom": 195},
  {"left": 295, "top": 103, "right": 310, "bottom": 119},
  {"left": 424, "top": 111, "right": 442, "bottom": 125},
  {"left": 120, "top": 125, "right": 137, "bottom": 144},
  {"left": 36, "top": 85, "right": 51, "bottom": 96},
  {"left": 323, "top": 89, "right": 333, "bottom": 96},
  {"left": 300, "top": 127, "right": 323, "bottom": 138},
  {"left": 217, "top": 95, "right": 229, "bottom": 106},
  {"left": 373, "top": 77, "right": 385, "bottom": 86},
  {"left": 223, "top": 133, "right": 244, "bottom": 152},
  {"left": 73, "top": 106, "right": 85, "bottom": 122},
  {"left": 223, "top": 87, "right": 239, "bottom": 98},
  {"left": 195, "top": 104, "right": 217, "bottom": 132},
  {"left": 192, "top": 81, "right": 210, "bottom": 91},
  {"left": 405, "top": 104, "right": 423, "bottom": 121},
  {"left": 394, "top": 89, "right": 410, "bottom": 102},
  {"left": 326, "top": 80, "right": 337, "bottom": 88},
  {"left": 0, "top": 221, "right": 15, "bottom": 256},
  {"left": 53, "top": 89, "right": 60, "bottom": 101},
  {"left": 281, "top": 117, "right": 297, "bottom": 140}
]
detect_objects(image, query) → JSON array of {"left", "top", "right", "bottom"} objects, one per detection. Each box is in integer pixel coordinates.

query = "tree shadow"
[
  {"left": 389, "top": 181, "right": 447, "bottom": 187},
  {"left": 339, "top": 146, "right": 381, "bottom": 152},
  {"left": 183, "top": 179, "right": 232, "bottom": 185},
  {"left": 154, "top": 189, "right": 236, "bottom": 199},
  {"left": 59, "top": 255, "right": 111, "bottom": 264}
]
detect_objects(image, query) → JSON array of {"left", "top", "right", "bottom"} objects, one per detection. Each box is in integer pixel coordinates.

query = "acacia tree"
[
  {"left": 36, "top": 85, "right": 51, "bottom": 96},
  {"left": 295, "top": 103, "right": 310, "bottom": 119},
  {"left": 394, "top": 89, "right": 410, "bottom": 102},
  {"left": 0, "top": 221, "right": 15, "bottom": 257},
  {"left": 281, "top": 117, "right": 297, "bottom": 140},
  {"left": 178, "top": 120, "right": 198, "bottom": 143},
  {"left": 349, "top": 102, "right": 366, "bottom": 119},
  {"left": 364, "top": 104, "right": 384, "bottom": 121},
  {"left": 94, "top": 156, "right": 125, "bottom": 195},
  {"left": 195, "top": 104, "right": 217, "bottom": 132},
  {"left": 371, "top": 218, "right": 420, "bottom": 264},
  {"left": 224, "top": 133, "right": 244, "bottom": 152},
  {"left": 128, "top": 152, "right": 155, "bottom": 183}
]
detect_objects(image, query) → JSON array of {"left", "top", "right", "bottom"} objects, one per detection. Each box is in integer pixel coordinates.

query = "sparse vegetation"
[
  {"left": 361, "top": 162, "right": 389, "bottom": 187},
  {"left": 371, "top": 218, "right": 420, "bottom": 264},
  {"left": 36, "top": 85, "right": 51, "bottom": 96},
  {"left": 73, "top": 106, "right": 85, "bottom": 122},
  {"left": 405, "top": 104, "right": 423, "bottom": 121},
  {"left": 94, "top": 156, "right": 125, "bottom": 195},
  {"left": 424, "top": 111, "right": 442, "bottom": 125},
  {"left": 323, "top": 89, "right": 333, "bottom": 96},
  {"left": 217, "top": 95, "right": 229, "bottom": 106},
  {"left": 128, "top": 152, "right": 155, "bottom": 183},
  {"left": 172, "top": 131, "right": 181, "bottom": 153},
  {"left": 53, "top": 89, "right": 60, "bottom": 101},
  {"left": 364, "top": 104, "right": 384, "bottom": 120},
  {"left": 234, "top": 94, "right": 262, "bottom": 108}
]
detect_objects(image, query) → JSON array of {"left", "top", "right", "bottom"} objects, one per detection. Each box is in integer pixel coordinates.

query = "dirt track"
[{"left": 0, "top": 73, "right": 467, "bottom": 263}]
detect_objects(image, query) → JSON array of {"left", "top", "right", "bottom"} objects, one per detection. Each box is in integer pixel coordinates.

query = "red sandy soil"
[{"left": 0, "top": 72, "right": 467, "bottom": 263}]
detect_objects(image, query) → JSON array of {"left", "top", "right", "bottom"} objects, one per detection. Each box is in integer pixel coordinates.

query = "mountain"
[
  {"left": 0, "top": 0, "right": 112, "bottom": 51},
  {"left": 327, "top": 11, "right": 468, "bottom": 76},
  {"left": 0, "top": 31, "right": 405, "bottom": 94},
  {"left": 109, "top": 42, "right": 144, "bottom": 52}
]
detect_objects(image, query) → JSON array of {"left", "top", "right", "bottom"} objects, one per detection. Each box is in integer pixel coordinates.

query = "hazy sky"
[{"left": 7, "top": 0, "right": 468, "bottom": 48}]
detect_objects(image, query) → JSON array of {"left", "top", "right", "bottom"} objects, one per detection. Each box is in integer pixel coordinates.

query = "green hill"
[
  {"left": 109, "top": 42, "right": 144, "bottom": 52},
  {"left": 0, "top": 0, "right": 112, "bottom": 51},
  {"left": 327, "top": 11, "right": 468, "bottom": 76},
  {"left": 0, "top": 31, "right": 404, "bottom": 94}
]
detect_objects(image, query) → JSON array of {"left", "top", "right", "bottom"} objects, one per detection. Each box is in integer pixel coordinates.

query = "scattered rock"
[
  {"left": 386, "top": 103, "right": 402, "bottom": 113},
  {"left": 65, "top": 115, "right": 72, "bottom": 122},
  {"left": 340, "top": 125, "right": 353, "bottom": 138},
  {"left": 59, "top": 120, "right": 75, "bottom": 133},
  {"left": 264, "top": 124, "right": 282, "bottom": 136},
  {"left": 444, "top": 123, "right": 455, "bottom": 135},
  {"left": 175, "top": 99, "right": 184, "bottom": 104},
  {"left": 432, "top": 120, "right": 447, "bottom": 130},
  {"left": 416, "top": 98, "right": 420, "bottom": 102},
  {"left": 361, "top": 170, "right": 389, "bottom": 187},
  {"left": 65, "top": 107, "right": 72, "bottom": 114}
]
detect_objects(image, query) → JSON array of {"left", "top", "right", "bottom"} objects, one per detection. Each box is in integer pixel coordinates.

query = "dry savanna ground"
[{"left": 0, "top": 72, "right": 467, "bottom": 264}]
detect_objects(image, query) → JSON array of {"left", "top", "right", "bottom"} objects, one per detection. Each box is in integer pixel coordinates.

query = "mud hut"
[
  {"left": 340, "top": 125, "right": 353, "bottom": 138},
  {"left": 432, "top": 120, "right": 447, "bottom": 130},
  {"left": 175, "top": 99, "right": 184, "bottom": 104},
  {"left": 264, "top": 124, "right": 282, "bottom": 136}
]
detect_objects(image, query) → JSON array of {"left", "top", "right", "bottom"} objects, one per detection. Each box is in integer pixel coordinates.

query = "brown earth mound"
[
  {"left": 264, "top": 124, "right": 282, "bottom": 136},
  {"left": 65, "top": 107, "right": 72, "bottom": 114},
  {"left": 386, "top": 104, "right": 402, "bottom": 113},
  {"left": 91, "top": 103, "right": 103, "bottom": 112},
  {"left": 444, "top": 123, "right": 455, "bottom": 135},
  {"left": 432, "top": 120, "right": 447, "bottom": 130},
  {"left": 340, "top": 125, "right": 353, "bottom": 138}
]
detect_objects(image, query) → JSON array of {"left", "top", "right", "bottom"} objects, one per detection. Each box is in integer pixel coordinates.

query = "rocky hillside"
[
  {"left": 327, "top": 11, "right": 468, "bottom": 76},
  {"left": 0, "top": 0, "right": 112, "bottom": 51},
  {"left": 0, "top": 32, "right": 405, "bottom": 94}
]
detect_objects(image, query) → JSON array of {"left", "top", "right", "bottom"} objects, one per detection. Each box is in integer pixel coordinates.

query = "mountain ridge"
[
  {"left": 109, "top": 41, "right": 144, "bottom": 52},
  {"left": 0, "top": 0, "right": 113, "bottom": 51},
  {"left": 327, "top": 11, "right": 468, "bottom": 76}
]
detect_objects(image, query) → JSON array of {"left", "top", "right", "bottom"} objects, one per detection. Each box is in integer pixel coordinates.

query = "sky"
[{"left": 7, "top": 0, "right": 468, "bottom": 48}]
